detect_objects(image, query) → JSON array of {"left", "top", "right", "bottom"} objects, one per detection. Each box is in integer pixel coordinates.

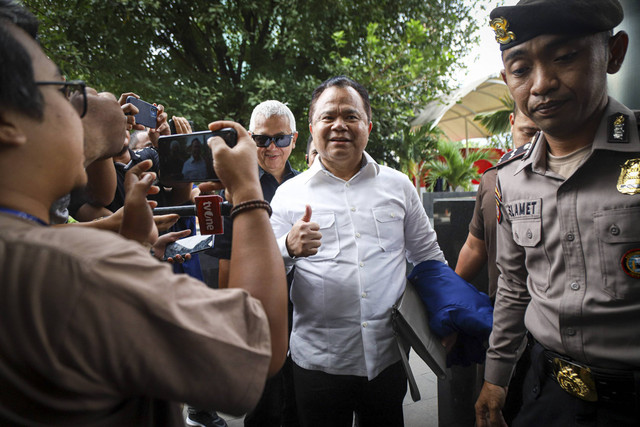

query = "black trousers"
[
  {"left": 292, "top": 360, "right": 406, "bottom": 427},
  {"left": 513, "top": 342, "right": 639, "bottom": 427}
]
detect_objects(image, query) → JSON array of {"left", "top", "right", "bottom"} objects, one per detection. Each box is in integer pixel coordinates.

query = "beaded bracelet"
[{"left": 230, "top": 199, "right": 272, "bottom": 220}]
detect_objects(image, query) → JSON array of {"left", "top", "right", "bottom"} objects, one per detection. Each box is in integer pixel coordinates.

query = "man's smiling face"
[
  {"left": 253, "top": 114, "right": 296, "bottom": 178},
  {"left": 309, "top": 86, "right": 372, "bottom": 178}
]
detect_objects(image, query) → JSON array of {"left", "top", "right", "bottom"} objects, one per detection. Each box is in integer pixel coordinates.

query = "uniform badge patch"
[
  {"left": 617, "top": 158, "right": 640, "bottom": 195},
  {"left": 490, "top": 17, "right": 516, "bottom": 45},
  {"left": 608, "top": 113, "right": 629, "bottom": 143},
  {"left": 621, "top": 249, "right": 640, "bottom": 279},
  {"left": 495, "top": 185, "right": 502, "bottom": 224}
]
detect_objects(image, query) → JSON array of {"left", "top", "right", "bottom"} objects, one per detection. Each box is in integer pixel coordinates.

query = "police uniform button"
[
  {"left": 566, "top": 233, "right": 575, "bottom": 241},
  {"left": 527, "top": 229, "right": 533, "bottom": 239},
  {"left": 570, "top": 282, "right": 580, "bottom": 291},
  {"left": 610, "top": 225, "right": 620, "bottom": 236},
  {"left": 566, "top": 328, "right": 576, "bottom": 336}
]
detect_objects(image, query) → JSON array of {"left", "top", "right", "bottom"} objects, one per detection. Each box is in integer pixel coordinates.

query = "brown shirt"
[
  {"left": 469, "top": 168, "right": 499, "bottom": 300},
  {"left": 0, "top": 214, "right": 271, "bottom": 426},
  {"left": 486, "top": 98, "right": 640, "bottom": 386}
]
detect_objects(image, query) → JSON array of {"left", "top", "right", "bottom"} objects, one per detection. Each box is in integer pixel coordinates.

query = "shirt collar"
[
  {"left": 516, "top": 97, "right": 640, "bottom": 175},
  {"left": 301, "top": 151, "right": 380, "bottom": 184}
]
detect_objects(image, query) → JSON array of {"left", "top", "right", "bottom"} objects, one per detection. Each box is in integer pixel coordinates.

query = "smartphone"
[
  {"left": 163, "top": 234, "right": 214, "bottom": 261},
  {"left": 157, "top": 128, "right": 237, "bottom": 184},
  {"left": 126, "top": 96, "right": 158, "bottom": 129},
  {"left": 169, "top": 118, "right": 196, "bottom": 135}
]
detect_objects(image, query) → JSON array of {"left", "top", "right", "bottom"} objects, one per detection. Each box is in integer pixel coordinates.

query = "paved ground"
[{"left": 219, "top": 350, "right": 439, "bottom": 427}]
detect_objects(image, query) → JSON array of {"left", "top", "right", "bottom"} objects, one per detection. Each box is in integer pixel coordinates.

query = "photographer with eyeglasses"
[{"left": 0, "top": 1, "right": 288, "bottom": 424}]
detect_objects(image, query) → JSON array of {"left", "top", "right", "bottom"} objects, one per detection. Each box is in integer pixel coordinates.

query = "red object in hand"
[{"left": 195, "top": 194, "right": 223, "bottom": 235}]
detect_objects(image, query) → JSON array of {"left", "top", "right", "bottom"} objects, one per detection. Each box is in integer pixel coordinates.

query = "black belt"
[{"left": 541, "top": 349, "right": 638, "bottom": 404}]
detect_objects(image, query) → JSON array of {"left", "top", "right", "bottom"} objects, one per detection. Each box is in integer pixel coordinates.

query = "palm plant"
[
  {"left": 474, "top": 95, "right": 514, "bottom": 151},
  {"left": 397, "top": 125, "right": 440, "bottom": 188},
  {"left": 421, "top": 140, "right": 498, "bottom": 191}
]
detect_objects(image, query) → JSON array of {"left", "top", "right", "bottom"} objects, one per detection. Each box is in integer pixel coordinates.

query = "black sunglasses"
[
  {"left": 251, "top": 134, "right": 294, "bottom": 148},
  {"left": 34, "top": 80, "right": 87, "bottom": 118}
]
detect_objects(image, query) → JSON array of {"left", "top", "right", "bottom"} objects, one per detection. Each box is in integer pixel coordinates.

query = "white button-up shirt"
[{"left": 270, "top": 152, "right": 445, "bottom": 379}]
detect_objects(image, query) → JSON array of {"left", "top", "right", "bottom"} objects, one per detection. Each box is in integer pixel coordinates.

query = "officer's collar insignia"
[
  {"left": 621, "top": 249, "right": 640, "bottom": 279},
  {"left": 617, "top": 158, "right": 640, "bottom": 195},
  {"left": 490, "top": 17, "right": 516, "bottom": 45},
  {"left": 608, "top": 113, "right": 629, "bottom": 143}
]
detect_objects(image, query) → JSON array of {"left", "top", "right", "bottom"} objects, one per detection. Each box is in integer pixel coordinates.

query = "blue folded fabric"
[{"left": 407, "top": 260, "right": 493, "bottom": 366}]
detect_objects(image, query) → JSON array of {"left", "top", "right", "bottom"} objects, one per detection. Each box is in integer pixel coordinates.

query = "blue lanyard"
[{"left": 0, "top": 207, "right": 48, "bottom": 226}]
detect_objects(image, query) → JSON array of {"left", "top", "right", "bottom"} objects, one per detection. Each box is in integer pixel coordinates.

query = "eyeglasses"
[
  {"left": 34, "top": 80, "right": 87, "bottom": 118},
  {"left": 251, "top": 134, "right": 294, "bottom": 148}
]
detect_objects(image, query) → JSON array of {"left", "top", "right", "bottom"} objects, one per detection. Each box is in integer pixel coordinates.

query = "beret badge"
[{"left": 490, "top": 17, "right": 516, "bottom": 45}]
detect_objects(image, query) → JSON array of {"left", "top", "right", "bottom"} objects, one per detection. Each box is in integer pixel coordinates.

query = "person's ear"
[
  {"left": 500, "top": 69, "right": 507, "bottom": 83},
  {"left": 0, "top": 111, "right": 28, "bottom": 147},
  {"left": 607, "top": 31, "right": 629, "bottom": 74},
  {"left": 291, "top": 131, "right": 298, "bottom": 149},
  {"left": 368, "top": 121, "right": 373, "bottom": 135},
  {"left": 509, "top": 112, "right": 516, "bottom": 126}
]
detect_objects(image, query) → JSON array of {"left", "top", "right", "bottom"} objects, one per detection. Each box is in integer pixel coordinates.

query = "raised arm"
[{"left": 206, "top": 120, "right": 288, "bottom": 376}]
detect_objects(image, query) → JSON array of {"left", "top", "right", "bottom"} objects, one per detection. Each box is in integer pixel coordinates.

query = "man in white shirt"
[{"left": 270, "top": 76, "right": 446, "bottom": 426}]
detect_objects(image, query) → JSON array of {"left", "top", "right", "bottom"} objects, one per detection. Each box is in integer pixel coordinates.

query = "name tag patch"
[{"left": 505, "top": 199, "right": 541, "bottom": 219}]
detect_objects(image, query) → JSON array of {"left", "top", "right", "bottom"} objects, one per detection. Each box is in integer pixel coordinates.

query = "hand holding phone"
[
  {"left": 126, "top": 96, "right": 158, "bottom": 129},
  {"left": 157, "top": 128, "right": 237, "bottom": 183},
  {"left": 163, "top": 234, "right": 214, "bottom": 261}
]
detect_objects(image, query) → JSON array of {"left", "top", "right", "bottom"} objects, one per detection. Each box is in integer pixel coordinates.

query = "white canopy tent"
[{"left": 411, "top": 73, "right": 511, "bottom": 142}]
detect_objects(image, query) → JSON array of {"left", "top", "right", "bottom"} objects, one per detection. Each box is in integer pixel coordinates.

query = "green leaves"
[{"left": 25, "top": 0, "right": 477, "bottom": 171}]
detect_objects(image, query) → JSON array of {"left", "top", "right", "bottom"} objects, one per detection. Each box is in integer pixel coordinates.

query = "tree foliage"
[{"left": 25, "top": 0, "right": 477, "bottom": 169}]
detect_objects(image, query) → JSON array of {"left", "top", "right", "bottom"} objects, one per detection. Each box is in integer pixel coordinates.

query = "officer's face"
[
  {"left": 510, "top": 111, "right": 539, "bottom": 149},
  {"left": 501, "top": 33, "right": 610, "bottom": 140}
]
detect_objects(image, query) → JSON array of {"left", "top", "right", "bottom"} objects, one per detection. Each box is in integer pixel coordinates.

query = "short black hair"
[
  {"left": 0, "top": 0, "right": 44, "bottom": 119},
  {"left": 308, "top": 76, "right": 372, "bottom": 124}
]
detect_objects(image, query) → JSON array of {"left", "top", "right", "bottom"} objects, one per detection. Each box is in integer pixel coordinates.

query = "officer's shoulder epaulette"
[{"left": 487, "top": 131, "right": 540, "bottom": 171}]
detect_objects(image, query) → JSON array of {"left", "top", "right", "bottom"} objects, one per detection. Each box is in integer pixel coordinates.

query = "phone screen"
[
  {"left": 163, "top": 234, "right": 214, "bottom": 261},
  {"left": 157, "top": 129, "right": 236, "bottom": 183}
]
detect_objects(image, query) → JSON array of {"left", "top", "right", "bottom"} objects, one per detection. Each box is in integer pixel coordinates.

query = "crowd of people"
[{"left": 0, "top": 0, "right": 639, "bottom": 426}]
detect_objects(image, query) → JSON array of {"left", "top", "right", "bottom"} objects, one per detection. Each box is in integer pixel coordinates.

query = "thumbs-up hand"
[{"left": 285, "top": 204, "right": 322, "bottom": 258}]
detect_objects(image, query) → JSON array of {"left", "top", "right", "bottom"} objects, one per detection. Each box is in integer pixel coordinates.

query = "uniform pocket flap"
[
  {"left": 594, "top": 207, "right": 640, "bottom": 244},
  {"left": 511, "top": 220, "right": 541, "bottom": 247}
]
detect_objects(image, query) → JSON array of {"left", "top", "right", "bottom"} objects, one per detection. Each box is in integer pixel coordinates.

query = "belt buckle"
[{"left": 552, "top": 358, "right": 598, "bottom": 402}]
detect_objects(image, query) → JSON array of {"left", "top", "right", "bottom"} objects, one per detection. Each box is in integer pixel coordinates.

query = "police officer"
[{"left": 475, "top": 1, "right": 640, "bottom": 426}]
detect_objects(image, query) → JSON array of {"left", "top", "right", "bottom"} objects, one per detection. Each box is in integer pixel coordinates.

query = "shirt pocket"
[
  {"left": 310, "top": 212, "right": 340, "bottom": 261},
  {"left": 511, "top": 218, "right": 550, "bottom": 293},
  {"left": 594, "top": 206, "right": 640, "bottom": 299},
  {"left": 372, "top": 206, "right": 405, "bottom": 252},
  {"left": 511, "top": 219, "right": 541, "bottom": 247}
]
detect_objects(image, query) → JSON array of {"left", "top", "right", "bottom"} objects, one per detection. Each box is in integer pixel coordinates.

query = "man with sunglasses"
[
  {"left": 193, "top": 100, "right": 300, "bottom": 427},
  {"left": 0, "top": 1, "right": 289, "bottom": 424}
]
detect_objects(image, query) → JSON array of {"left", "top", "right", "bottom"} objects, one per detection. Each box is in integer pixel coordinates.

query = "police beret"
[{"left": 490, "top": 0, "right": 624, "bottom": 51}]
